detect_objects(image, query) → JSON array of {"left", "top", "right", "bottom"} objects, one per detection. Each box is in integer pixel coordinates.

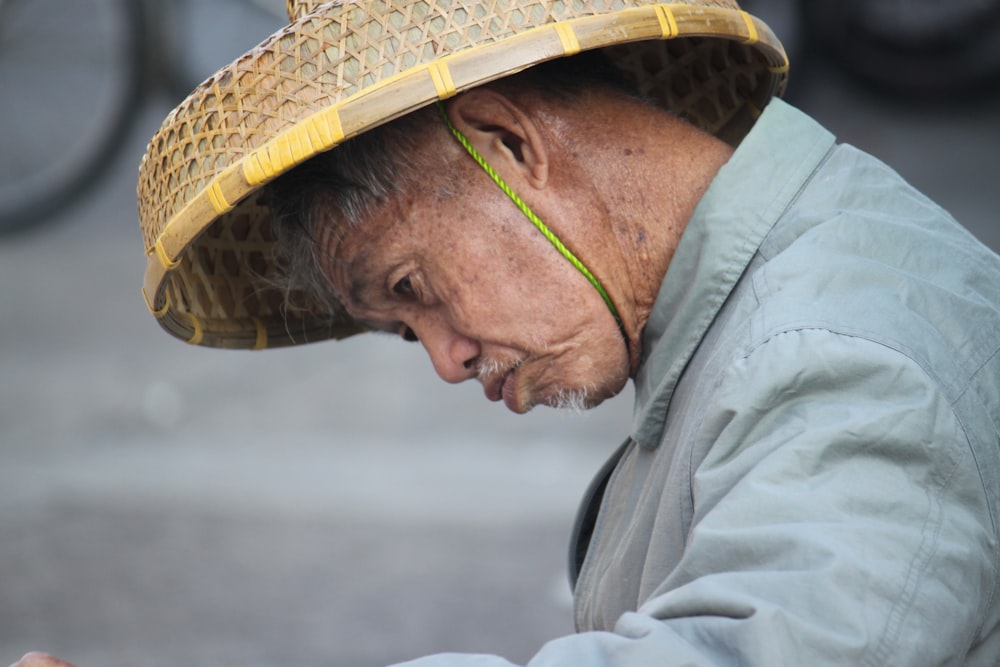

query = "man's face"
[{"left": 324, "top": 175, "right": 630, "bottom": 414}]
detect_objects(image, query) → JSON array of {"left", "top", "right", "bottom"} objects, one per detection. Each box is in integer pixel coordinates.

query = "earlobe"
[{"left": 444, "top": 89, "right": 549, "bottom": 189}]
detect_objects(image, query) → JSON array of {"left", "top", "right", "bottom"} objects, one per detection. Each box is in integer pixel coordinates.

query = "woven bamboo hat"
[{"left": 138, "top": 0, "right": 788, "bottom": 350}]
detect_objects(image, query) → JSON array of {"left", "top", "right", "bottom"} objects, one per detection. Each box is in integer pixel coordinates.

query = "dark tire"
[
  {"left": 0, "top": 0, "right": 147, "bottom": 235},
  {"left": 802, "top": 0, "right": 1000, "bottom": 98}
]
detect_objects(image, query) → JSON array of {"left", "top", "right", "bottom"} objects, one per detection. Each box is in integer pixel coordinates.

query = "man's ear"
[{"left": 443, "top": 88, "right": 549, "bottom": 190}]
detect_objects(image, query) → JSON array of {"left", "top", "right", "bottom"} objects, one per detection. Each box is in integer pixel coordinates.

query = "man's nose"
[{"left": 416, "top": 324, "right": 480, "bottom": 384}]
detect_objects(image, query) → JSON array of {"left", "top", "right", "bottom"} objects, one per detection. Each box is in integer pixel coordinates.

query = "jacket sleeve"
[{"left": 389, "top": 329, "right": 998, "bottom": 666}]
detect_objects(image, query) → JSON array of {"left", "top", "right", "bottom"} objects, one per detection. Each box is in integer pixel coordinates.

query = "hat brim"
[{"left": 138, "top": 1, "right": 787, "bottom": 349}]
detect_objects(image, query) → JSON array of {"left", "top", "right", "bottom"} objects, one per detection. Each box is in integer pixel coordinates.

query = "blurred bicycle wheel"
[
  {"left": 0, "top": 0, "right": 145, "bottom": 235},
  {"left": 802, "top": 0, "right": 1000, "bottom": 98}
]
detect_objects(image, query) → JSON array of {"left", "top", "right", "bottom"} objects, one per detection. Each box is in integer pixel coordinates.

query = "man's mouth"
[
  {"left": 500, "top": 370, "right": 518, "bottom": 412},
  {"left": 482, "top": 360, "right": 522, "bottom": 410},
  {"left": 485, "top": 368, "right": 513, "bottom": 403}
]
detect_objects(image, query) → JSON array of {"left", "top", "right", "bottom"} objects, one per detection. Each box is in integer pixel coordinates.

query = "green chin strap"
[{"left": 436, "top": 101, "right": 624, "bottom": 330}]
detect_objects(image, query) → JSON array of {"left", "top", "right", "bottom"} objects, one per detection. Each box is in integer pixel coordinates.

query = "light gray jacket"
[{"left": 396, "top": 100, "right": 1000, "bottom": 666}]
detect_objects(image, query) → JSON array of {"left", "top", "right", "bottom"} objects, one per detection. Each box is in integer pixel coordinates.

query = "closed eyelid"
[
  {"left": 393, "top": 275, "right": 415, "bottom": 296},
  {"left": 390, "top": 268, "right": 423, "bottom": 295}
]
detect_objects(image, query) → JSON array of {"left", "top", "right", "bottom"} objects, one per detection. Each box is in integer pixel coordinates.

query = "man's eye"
[
  {"left": 393, "top": 275, "right": 414, "bottom": 296},
  {"left": 402, "top": 327, "right": 418, "bottom": 342}
]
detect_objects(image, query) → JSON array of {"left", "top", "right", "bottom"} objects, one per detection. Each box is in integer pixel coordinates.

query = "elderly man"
[
  {"left": 266, "top": 57, "right": 1000, "bottom": 666},
  {"left": 15, "top": 0, "right": 1000, "bottom": 665}
]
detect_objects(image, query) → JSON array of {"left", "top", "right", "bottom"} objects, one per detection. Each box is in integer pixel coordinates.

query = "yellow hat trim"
[
  {"left": 142, "top": 286, "right": 171, "bottom": 317},
  {"left": 244, "top": 108, "right": 346, "bottom": 187},
  {"left": 554, "top": 23, "right": 581, "bottom": 56},
  {"left": 185, "top": 312, "right": 204, "bottom": 346},
  {"left": 252, "top": 317, "right": 268, "bottom": 350},
  {"left": 654, "top": 5, "right": 679, "bottom": 38},
  {"left": 153, "top": 239, "right": 180, "bottom": 271},
  {"left": 429, "top": 61, "right": 458, "bottom": 99},
  {"left": 740, "top": 10, "right": 759, "bottom": 44},
  {"left": 207, "top": 182, "right": 233, "bottom": 215}
]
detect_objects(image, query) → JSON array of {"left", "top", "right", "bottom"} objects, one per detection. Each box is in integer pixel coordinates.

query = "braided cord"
[{"left": 436, "top": 102, "right": 622, "bottom": 328}]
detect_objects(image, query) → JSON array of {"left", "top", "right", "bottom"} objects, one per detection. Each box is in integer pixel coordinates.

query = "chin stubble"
[{"left": 548, "top": 387, "right": 594, "bottom": 414}]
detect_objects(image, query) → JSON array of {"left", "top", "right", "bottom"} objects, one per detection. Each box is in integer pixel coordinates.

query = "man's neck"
[{"left": 586, "top": 103, "right": 735, "bottom": 375}]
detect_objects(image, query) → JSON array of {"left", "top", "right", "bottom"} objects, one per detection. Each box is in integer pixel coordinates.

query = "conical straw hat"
[{"left": 138, "top": 0, "right": 788, "bottom": 350}]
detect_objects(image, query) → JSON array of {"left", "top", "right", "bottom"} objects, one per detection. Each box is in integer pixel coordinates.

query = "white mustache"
[{"left": 476, "top": 357, "right": 518, "bottom": 382}]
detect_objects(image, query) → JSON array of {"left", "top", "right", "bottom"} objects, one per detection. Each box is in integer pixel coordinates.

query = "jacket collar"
[{"left": 631, "top": 99, "right": 836, "bottom": 448}]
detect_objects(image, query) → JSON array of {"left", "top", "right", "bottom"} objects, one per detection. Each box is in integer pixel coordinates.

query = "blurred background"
[{"left": 1, "top": 1, "right": 998, "bottom": 666}]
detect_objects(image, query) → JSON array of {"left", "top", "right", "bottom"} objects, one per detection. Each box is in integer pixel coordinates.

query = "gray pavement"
[
  {"left": 2, "top": 14, "right": 999, "bottom": 667},
  {"left": 0, "top": 89, "right": 629, "bottom": 667}
]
